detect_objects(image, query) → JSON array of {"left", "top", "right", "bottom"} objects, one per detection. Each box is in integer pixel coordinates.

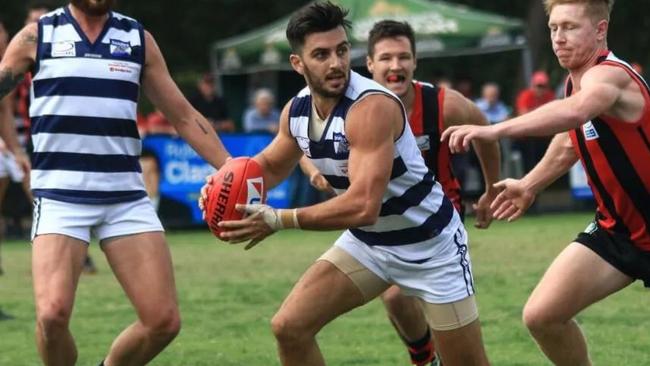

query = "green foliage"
[
  {"left": 3, "top": 1, "right": 649, "bottom": 107},
  {"left": 2, "top": 213, "right": 650, "bottom": 365}
]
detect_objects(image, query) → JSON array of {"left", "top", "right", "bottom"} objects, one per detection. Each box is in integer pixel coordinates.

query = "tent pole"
[{"left": 521, "top": 45, "right": 533, "bottom": 82}]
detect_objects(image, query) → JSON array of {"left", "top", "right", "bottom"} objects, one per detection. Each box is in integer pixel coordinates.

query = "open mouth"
[{"left": 386, "top": 75, "right": 406, "bottom": 83}]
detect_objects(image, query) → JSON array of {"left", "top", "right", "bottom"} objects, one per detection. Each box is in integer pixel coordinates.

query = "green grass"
[{"left": 1, "top": 212, "right": 649, "bottom": 365}]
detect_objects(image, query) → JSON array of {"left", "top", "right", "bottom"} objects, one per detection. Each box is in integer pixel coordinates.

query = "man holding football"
[{"left": 201, "top": 2, "right": 491, "bottom": 365}]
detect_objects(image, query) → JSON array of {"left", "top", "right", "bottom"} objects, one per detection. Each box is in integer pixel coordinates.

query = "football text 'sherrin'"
[{"left": 211, "top": 171, "right": 234, "bottom": 227}]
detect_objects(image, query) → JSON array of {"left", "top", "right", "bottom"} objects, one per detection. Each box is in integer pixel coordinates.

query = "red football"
[{"left": 204, "top": 157, "right": 266, "bottom": 237}]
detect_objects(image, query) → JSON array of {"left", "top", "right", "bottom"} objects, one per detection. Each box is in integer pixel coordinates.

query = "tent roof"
[{"left": 212, "top": 0, "right": 526, "bottom": 74}]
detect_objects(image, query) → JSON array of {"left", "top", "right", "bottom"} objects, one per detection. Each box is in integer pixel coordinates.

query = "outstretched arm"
[
  {"left": 442, "top": 65, "right": 635, "bottom": 152},
  {"left": 491, "top": 133, "right": 578, "bottom": 221},
  {"left": 443, "top": 89, "right": 501, "bottom": 228},
  {"left": 141, "top": 31, "right": 230, "bottom": 168}
]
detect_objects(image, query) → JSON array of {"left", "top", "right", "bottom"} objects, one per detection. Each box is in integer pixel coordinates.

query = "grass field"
[{"left": 1, "top": 212, "right": 649, "bottom": 365}]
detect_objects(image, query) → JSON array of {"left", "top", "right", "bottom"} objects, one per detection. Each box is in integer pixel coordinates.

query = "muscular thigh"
[
  {"left": 277, "top": 249, "right": 389, "bottom": 333},
  {"left": 527, "top": 242, "right": 634, "bottom": 321},
  {"left": 101, "top": 232, "right": 177, "bottom": 319},
  {"left": 32, "top": 234, "right": 88, "bottom": 312}
]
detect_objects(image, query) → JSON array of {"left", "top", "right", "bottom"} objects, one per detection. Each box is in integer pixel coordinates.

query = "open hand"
[
  {"left": 490, "top": 179, "right": 536, "bottom": 222},
  {"left": 441, "top": 125, "right": 498, "bottom": 153}
]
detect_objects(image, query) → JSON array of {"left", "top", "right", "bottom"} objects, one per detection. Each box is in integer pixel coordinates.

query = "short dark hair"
[
  {"left": 367, "top": 20, "right": 416, "bottom": 58},
  {"left": 286, "top": 1, "right": 351, "bottom": 53}
]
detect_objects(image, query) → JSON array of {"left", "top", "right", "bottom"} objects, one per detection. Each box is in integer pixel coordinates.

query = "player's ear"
[
  {"left": 366, "top": 55, "right": 374, "bottom": 74},
  {"left": 290, "top": 54, "right": 304, "bottom": 75},
  {"left": 595, "top": 19, "right": 608, "bottom": 42}
]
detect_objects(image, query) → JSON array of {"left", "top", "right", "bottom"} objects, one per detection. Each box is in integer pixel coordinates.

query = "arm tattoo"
[
  {"left": 20, "top": 31, "right": 38, "bottom": 45},
  {"left": 0, "top": 68, "right": 23, "bottom": 99},
  {"left": 194, "top": 118, "right": 209, "bottom": 134}
]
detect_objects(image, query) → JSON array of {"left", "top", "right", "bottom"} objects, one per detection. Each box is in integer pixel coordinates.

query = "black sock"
[{"left": 406, "top": 328, "right": 435, "bottom": 365}]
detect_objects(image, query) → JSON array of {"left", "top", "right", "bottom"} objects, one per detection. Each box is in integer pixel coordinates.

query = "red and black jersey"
[
  {"left": 409, "top": 81, "right": 463, "bottom": 215},
  {"left": 567, "top": 51, "right": 650, "bottom": 250}
]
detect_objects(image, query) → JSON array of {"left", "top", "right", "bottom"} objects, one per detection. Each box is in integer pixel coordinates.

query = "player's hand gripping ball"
[{"left": 203, "top": 157, "right": 266, "bottom": 237}]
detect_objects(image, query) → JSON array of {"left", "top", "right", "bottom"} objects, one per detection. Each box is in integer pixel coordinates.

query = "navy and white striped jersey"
[
  {"left": 30, "top": 7, "right": 146, "bottom": 204},
  {"left": 289, "top": 71, "right": 461, "bottom": 255}
]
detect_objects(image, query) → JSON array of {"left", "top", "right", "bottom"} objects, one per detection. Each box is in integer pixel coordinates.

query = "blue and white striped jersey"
[
  {"left": 30, "top": 7, "right": 146, "bottom": 204},
  {"left": 289, "top": 71, "right": 462, "bottom": 254}
]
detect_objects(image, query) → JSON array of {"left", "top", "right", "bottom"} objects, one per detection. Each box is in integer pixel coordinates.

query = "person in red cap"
[
  {"left": 515, "top": 71, "right": 556, "bottom": 115},
  {"left": 514, "top": 71, "right": 557, "bottom": 172}
]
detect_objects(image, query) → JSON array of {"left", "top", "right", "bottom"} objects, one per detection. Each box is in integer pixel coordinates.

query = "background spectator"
[
  {"left": 242, "top": 88, "right": 280, "bottom": 134},
  {"left": 188, "top": 73, "right": 235, "bottom": 133},
  {"left": 475, "top": 82, "right": 510, "bottom": 124},
  {"left": 515, "top": 70, "right": 555, "bottom": 115},
  {"left": 514, "top": 70, "right": 556, "bottom": 173}
]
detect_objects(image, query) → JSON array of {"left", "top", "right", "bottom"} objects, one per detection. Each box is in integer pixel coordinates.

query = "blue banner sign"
[
  {"left": 569, "top": 162, "right": 594, "bottom": 200},
  {"left": 142, "top": 133, "right": 293, "bottom": 226}
]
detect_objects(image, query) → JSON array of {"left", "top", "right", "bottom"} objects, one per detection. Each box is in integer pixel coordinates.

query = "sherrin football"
[{"left": 204, "top": 157, "right": 266, "bottom": 237}]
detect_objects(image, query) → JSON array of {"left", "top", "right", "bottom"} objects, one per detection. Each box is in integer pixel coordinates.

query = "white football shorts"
[
  {"left": 31, "top": 196, "right": 164, "bottom": 243},
  {"left": 333, "top": 224, "right": 475, "bottom": 304}
]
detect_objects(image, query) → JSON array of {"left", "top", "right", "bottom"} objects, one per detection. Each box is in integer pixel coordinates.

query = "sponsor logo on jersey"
[
  {"left": 415, "top": 135, "right": 431, "bottom": 151},
  {"left": 246, "top": 177, "right": 264, "bottom": 205},
  {"left": 110, "top": 39, "right": 132, "bottom": 57},
  {"left": 108, "top": 61, "right": 136, "bottom": 74},
  {"left": 582, "top": 121, "right": 599, "bottom": 141},
  {"left": 51, "top": 41, "right": 76, "bottom": 58}
]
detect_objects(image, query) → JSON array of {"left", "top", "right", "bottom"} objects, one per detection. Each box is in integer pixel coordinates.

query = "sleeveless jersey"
[
  {"left": 567, "top": 51, "right": 650, "bottom": 250},
  {"left": 409, "top": 81, "right": 463, "bottom": 214},
  {"left": 30, "top": 7, "right": 146, "bottom": 204},
  {"left": 289, "top": 71, "right": 461, "bottom": 255}
]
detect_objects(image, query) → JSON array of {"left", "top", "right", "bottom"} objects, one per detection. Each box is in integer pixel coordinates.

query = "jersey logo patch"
[
  {"left": 110, "top": 39, "right": 132, "bottom": 57},
  {"left": 296, "top": 136, "right": 311, "bottom": 157},
  {"left": 51, "top": 41, "right": 76, "bottom": 58},
  {"left": 333, "top": 132, "right": 349, "bottom": 154},
  {"left": 582, "top": 121, "right": 599, "bottom": 141},
  {"left": 415, "top": 135, "right": 431, "bottom": 151}
]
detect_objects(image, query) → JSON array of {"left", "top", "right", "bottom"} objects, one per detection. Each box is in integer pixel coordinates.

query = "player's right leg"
[
  {"left": 32, "top": 233, "right": 88, "bottom": 366},
  {"left": 522, "top": 241, "right": 633, "bottom": 366},
  {"left": 381, "top": 286, "right": 438, "bottom": 365},
  {"left": 271, "top": 245, "right": 390, "bottom": 366},
  {"left": 423, "top": 296, "right": 488, "bottom": 365},
  {"left": 391, "top": 226, "right": 490, "bottom": 366},
  {"left": 31, "top": 197, "right": 98, "bottom": 366}
]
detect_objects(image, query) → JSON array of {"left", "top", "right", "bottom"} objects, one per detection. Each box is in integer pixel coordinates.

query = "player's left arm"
[
  {"left": 443, "top": 89, "right": 500, "bottom": 228},
  {"left": 442, "top": 65, "right": 630, "bottom": 152},
  {"left": 141, "top": 30, "right": 230, "bottom": 168}
]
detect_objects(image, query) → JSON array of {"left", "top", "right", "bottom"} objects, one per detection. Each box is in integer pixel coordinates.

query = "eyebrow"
[{"left": 310, "top": 41, "right": 351, "bottom": 54}]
